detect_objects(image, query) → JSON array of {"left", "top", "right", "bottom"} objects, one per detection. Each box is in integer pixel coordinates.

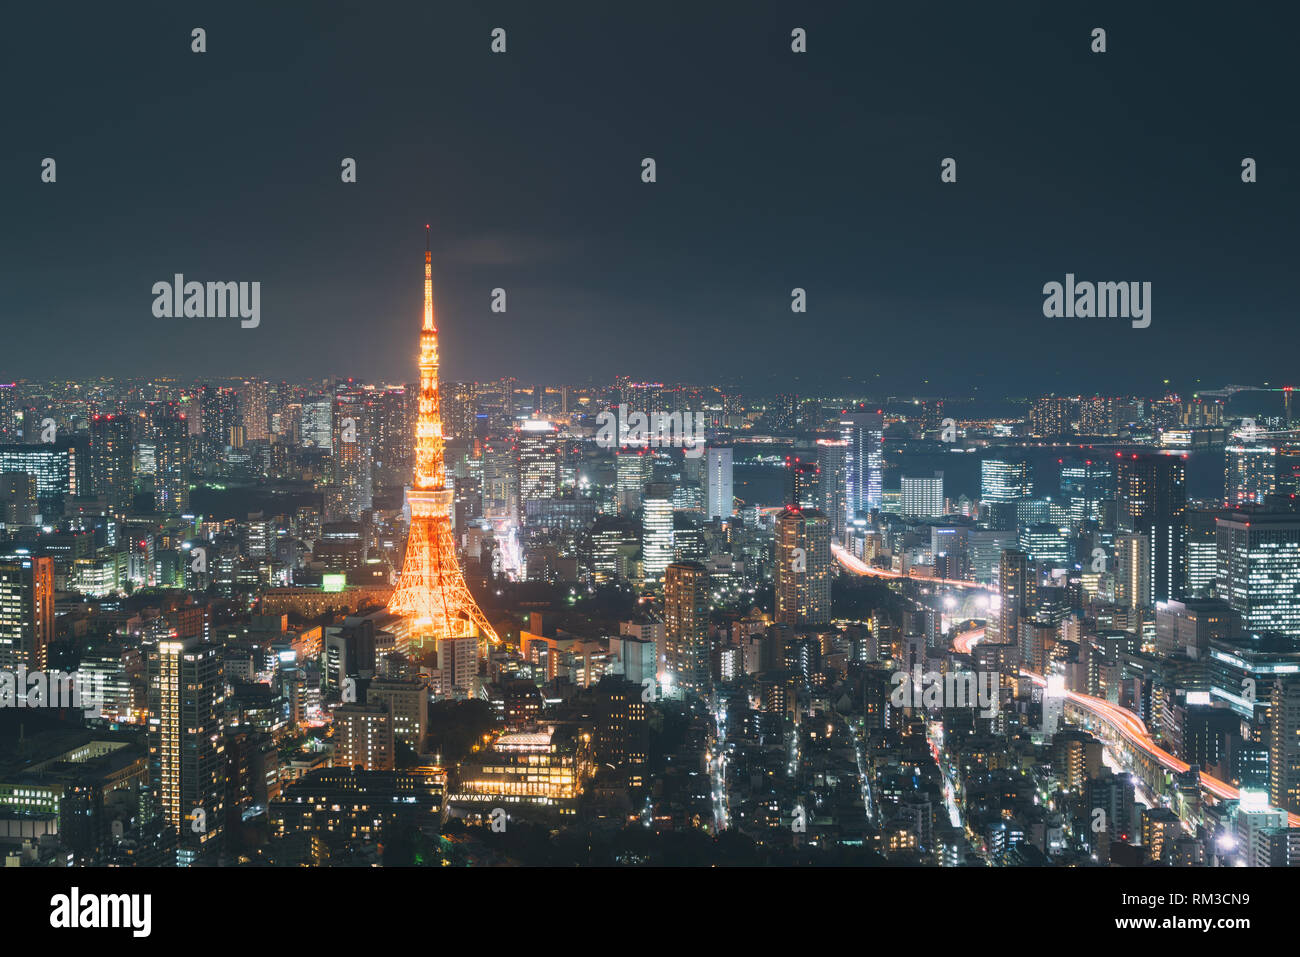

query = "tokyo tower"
[{"left": 388, "top": 228, "right": 499, "bottom": 649}]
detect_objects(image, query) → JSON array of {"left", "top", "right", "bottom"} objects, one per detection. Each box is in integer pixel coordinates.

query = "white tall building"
[
  {"left": 705, "top": 446, "right": 733, "bottom": 520},
  {"left": 841, "top": 411, "right": 884, "bottom": 517},
  {"left": 642, "top": 483, "right": 675, "bottom": 579},
  {"left": 300, "top": 397, "right": 333, "bottom": 450}
]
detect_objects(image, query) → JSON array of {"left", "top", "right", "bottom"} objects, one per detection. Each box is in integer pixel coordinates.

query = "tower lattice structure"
[{"left": 389, "top": 230, "right": 499, "bottom": 649}]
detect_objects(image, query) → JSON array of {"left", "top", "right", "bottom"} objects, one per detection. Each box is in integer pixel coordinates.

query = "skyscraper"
[
  {"left": 841, "top": 410, "right": 883, "bottom": 518},
  {"left": 199, "top": 384, "right": 237, "bottom": 455},
  {"left": 0, "top": 441, "right": 79, "bottom": 514},
  {"left": 641, "top": 483, "right": 675, "bottom": 580},
  {"left": 148, "top": 635, "right": 226, "bottom": 863},
  {"left": 1060, "top": 457, "right": 1114, "bottom": 524},
  {"left": 88, "top": 413, "right": 133, "bottom": 509},
  {"left": 1185, "top": 508, "right": 1221, "bottom": 598},
  {"left": 300, "top": 396, "right": 333, "bottom": 450},
  {"left": 775, "top": 506, "right": 832, "bottom": 627},
  {"left": 1217, "top": 510, "right": 1300, "bottom": 637},
  {"left": 1117, "top": 453, "right": 1187, "bottom": 603},
  {"left": 148, "top": 403, "right": 191, "bottom": 514},
  {"left": 0, "top": 554, "right": 53, "bottom": 670},
  {"left": 240, "top": 378, "right": 270, "bottom": 442},
  {"left": 1270, "top": 675, "right": 1300, "bottom": 815},
  {"left": 1225, "top": 444, "right": 1277, "bottom": 507},
  {"left": 481, "top": 435, "right": 519, "bottom": 521},
  {"left": 815, "top": 438, "right": 848, "bottom": 540},
  {"left": 787, "top": 455, "right": 819, "bottom": 509},
  {"left": 1113, "top": 532, "right": 1152, "bottom": 609},
  {"left": 328, "top": 390, "right": 373, "bottom": 521},
  {"left": 1028, "top": 396, "right": 1073, "bottom": 438},
  {"left": 981, "top": 457, "right": 1030, "bottom": 503},
  {"left": 517, "top": 418, "right": 559, "bottom": 513},
  {"left": 991, "top": 548, "right": 1032, "bottom": 646},
  {"left": 616, "top": 447, "right": 652, "bottom": 513},
  {"left": 664, "top": 561, "right": 710, "bottom": 694},
  {"left": 705, "top": 446, "right": 734, "bottom": 521}
]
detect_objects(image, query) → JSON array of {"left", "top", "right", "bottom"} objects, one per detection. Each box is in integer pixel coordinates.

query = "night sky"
[{"left": 5, "top": 1, "right": 1298, "bottom": 393}]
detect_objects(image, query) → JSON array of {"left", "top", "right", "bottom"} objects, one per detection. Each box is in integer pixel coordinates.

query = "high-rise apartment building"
[
  {"left": 901, "top": 472, "right": 944, "bottom": 519},
  {"left": 88, "top": 414, "right": 133, "bottom": 509},
  {"left": 1117, "top": 454, "right": 1187, "bottom": 604},
  {"left": 991, "top": 548, "right": 1033, "bottom": 646},
  {"left": 775, "top": 506, "right": 832, "bottom": 627},
  {"left": 1029, "top": 396, "right": 1072, "bottom": 438},
  {"left": 333, "top": 702, "right": 396, "bottom": 771},
  {"left": 148, "top": 403, "right": 191, "bottom": 513},
  {"left": 815, "top": 438, "right": 848, "bottom": 540},
  {"left": 148, "top": 635, "right": 226, "bottom": 863},
  {"left": 664, "top": 561, "right": 710, "bottom": 694},
  {"left": 705, "top": 446, "right": 734, "bottom": 521},
  {"left": 240, "top": 378, "right": 269, "bottom": 442},
  {"left": 1225, "top": 444, "right": 1277, "bottom": 507}
]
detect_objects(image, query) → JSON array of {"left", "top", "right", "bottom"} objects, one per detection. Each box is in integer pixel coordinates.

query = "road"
[
  {"left": 1020, "top": 670, "right": 1300, "bottom": 828},
  {"left": 832, "top": 544, "right": 992, "bottom": 591},
  {"left": 833, "top": 545, "right": 1300, "bottom": 827}
]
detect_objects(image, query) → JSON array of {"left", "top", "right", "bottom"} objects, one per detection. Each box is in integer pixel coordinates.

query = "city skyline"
[{"left": 6, "top": 0, "right": 1300, "bottom": 900}]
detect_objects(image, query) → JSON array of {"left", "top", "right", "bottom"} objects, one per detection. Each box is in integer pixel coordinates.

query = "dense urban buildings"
[{"left": 4, "top": 5, "right": 1298, "bottom": 890}]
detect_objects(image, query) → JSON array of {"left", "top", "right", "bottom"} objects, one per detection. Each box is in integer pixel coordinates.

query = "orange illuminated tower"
[{"left": 389, "top": 228, "right": 499, "bottom": 649}]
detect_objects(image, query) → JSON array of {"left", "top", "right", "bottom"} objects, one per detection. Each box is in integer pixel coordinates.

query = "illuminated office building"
[
  {"left": 0, "top": 554, "right": 54, "bottom": 670},
  {"left": 0, "top": 441, "right": 80, "bottom": 513},
  {"left": 1060, "top": 458, "right": 1113, "bottom": 524},
  {"left": 1270, "top": 675, "right": 1300, "bottom": 814},
  {"left": 841, "top": 410, "right": 883, "bottom": 517},
  {"left": 641, "top": 483, "right": 674, "bottom": 579},
  {"left": 148, "top": 404, "right": 190, "bottom": 514},
  {"left": 1186, "top": 508, "right": 1221, "bottom": 598},
  {"left": 1029, "top": 396, "right": 1072, "bottom": 438},
  {"left": 617, "top": 448, "right": 652, "bottom": 513},
  {"left": 300, "top": 396, "right": 333, "bottom": 450},
  {"left": 240, "top": 378, "right": 269, "bottom": 442},
  {"left": 1217, "top": 510, "right": 1300, "bottom": 637},
  {"left": 481, "top": 436, "right": 519, "bottom": 521},
  {"left": 981, "top": 457, "right": 1030, "bottom": 503},
  {"left": 517, "top": 418, "right": 559, "bottom": 510},
  {"left": 787, "top": 456, "right": 819, "bottom": 509}
]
